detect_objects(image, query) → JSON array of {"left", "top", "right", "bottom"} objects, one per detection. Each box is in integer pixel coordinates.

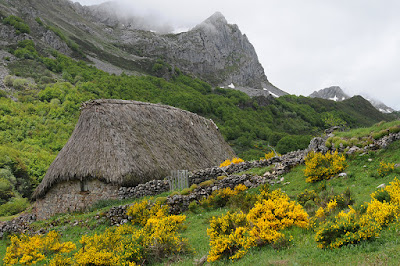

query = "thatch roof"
[{"left": 33, "top": 99, "right": 235, "bottom": 199}]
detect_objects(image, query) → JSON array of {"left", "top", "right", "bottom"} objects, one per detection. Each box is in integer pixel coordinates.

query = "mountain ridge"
[
  {"left": 0, "top": 0, "right": 286, "bottom": 97},
  {"left": 310, "top": 86, "right": 396, "bottom": 113}
]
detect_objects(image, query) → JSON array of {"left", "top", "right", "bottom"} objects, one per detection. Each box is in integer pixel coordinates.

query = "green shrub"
[
  {"left": 35, "top": 17, "right": 44, "bottom": 26},
  {"left": 188, "top": 201, "right": 199, "bottom": 213},
  {"left": 373, "top": 189, "right": 391, "bottom": 203},
  {"left": 155, "top": 196, "right": 167, "bottom": 204},
  {"left": 180, "top": 188, "right": 191, "bottom": 195},
  {"left": 388, "top": 126, "right": 400, "bottom": 134},
  {"left": 0, "top": 197, "right": 29, "bottom": 216},
  {"left": 3, "top": 75, "right": 15, "bottom": 86},
  {"left": 14, "top": 40, "right": 39, "bottom": 59},
  {"left": 217, "top": 175, "right": 227, "bottom": 180},
  {"left": 227, "top": 192, "right": 257, "bottom": 213},
  {"left": 372, "top": 130, "right": 389, "bottom": 140},
  {"left": 276, "top": 135, "right": 312, "bottom": 154},
  {"left": 0, "top": 178, "right": 14, "bottom": 204},
  {"left": 170, "top": 191, "right": 180, "bottom": 196},
  {"left": 297, "top": 189, "right": 318, "bottom": 206},
  {"left": 12, "top": 78, "right": 35, "bottom": 90},
  {"left": 3, "top": 15, "right": 30, "bottom": 34},
  {"left": 199, "top": 179, "right": 215, "bottom": 187},
  {"left": 189, "top": 184, "right": 198, "bottom": 192}
]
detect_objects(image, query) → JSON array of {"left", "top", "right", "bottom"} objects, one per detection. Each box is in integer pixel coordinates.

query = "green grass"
[{"left": 1, "top": 140, "right": 399, "bottom": 265}]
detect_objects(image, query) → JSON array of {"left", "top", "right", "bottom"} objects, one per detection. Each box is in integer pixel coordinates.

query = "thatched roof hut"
[{"left": 33, "top": 99, "right": 235, "bottom": 199}]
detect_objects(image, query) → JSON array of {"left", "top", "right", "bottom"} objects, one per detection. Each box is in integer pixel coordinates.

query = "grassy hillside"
[
  {"left": 0, "top": 36, "right": 397, "bottom": 214},
  {"left": 1, "top": 124, "right": 399, "bottom": 265}
]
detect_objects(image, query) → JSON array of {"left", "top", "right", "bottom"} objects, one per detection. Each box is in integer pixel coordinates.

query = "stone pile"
[
  {"left": 374, "top": 132, "right": 400, "bottom": 149},
  {"left": 0, "top": 213, "right": 36, "bottom": 238},
  {"left": 107, "top": 205, "right": 129, "bottom": 226}
]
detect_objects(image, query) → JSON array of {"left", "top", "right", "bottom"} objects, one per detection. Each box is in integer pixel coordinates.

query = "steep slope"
[{"left": 0, "top": 0, "right": 286, "bottom": 97}]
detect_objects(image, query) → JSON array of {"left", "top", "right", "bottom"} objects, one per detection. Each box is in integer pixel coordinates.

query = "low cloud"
[{"left": 74, "top": 0, "right": 400, "bottom": 110}]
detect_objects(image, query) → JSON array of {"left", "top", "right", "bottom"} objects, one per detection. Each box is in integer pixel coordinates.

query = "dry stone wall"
[{"left": 2, "top": 134, "right": 399, "bottom": 236}]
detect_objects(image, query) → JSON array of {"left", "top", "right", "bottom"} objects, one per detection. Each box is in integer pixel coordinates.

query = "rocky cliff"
[{"left": 0, "top": 0, "right": 286, "bottom": 97}]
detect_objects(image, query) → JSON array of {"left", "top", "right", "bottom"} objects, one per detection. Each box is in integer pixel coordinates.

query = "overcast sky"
[{"left": 75, "top": 0, "right": 400, "bottom": 110}]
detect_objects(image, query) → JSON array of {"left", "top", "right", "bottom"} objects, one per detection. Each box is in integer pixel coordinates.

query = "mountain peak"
[
  {"left": 204, "top": 11, "right": 227, "bottom": 25},
  {"left": 310, "top": 86, "right": 395, "bottom": 113},
  {"left": 310, "top": 86, "right": 349, "bottom": 102}
]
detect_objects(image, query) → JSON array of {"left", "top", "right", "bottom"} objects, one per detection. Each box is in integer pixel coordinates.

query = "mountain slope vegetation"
[
  {"left": 0, "top": 38, "right": 396, "bottom": 211},
  {"left": 1, "top": 124, "right": 400, "bottom": 265},
  {"left": 0, "top": 3, "right": 397, "bottom": 216}
]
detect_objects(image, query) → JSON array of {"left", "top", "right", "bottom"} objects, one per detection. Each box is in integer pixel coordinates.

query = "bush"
[
  {"left": 219, "top": 157, "right": 244, "bottom": 168},
  {"left": 3, "top": 231, "right": 76, "bottom": 265},
  {"left": 199, "top": 179, "right": 215, "bottom": 187},
  {"left": 304, "top": 151, "right": 347, "bottom": 183},
  {"left": 126, "top": 199, "right": 169, "bottom": 226},
  {"left": 247, "top": 189, "right": 309, "bottom": 245},
  {"left": 228, "top": 191, "right": 257, "bottom": 213},
  {"left": 189, "top": 184, "right": 198, "bottom": 191},
  {"left": 207, "top": 211, "right": 253, "bottom": 262},
  {"left": 75, "top": 213, "right": 189, "bottom": 265},
  {"left": 12, "top": 78, "right": 36, "bottom": 90},
  {"left": 0, "top": 178, "right": 14, "bottom": 204},
  {"left": 260, "top": 151, "right": 280, "bottom": 161},
  {"left": 180, "top": 188, "right": 191, "bottom": 195},
  {"left": 377, "top": 161, "right": 395, "bottom": 177},
  {"left": 188, "top": 201, "right": 200, "bottom": 213},
  {"left": 297, "top": 189, "right": 318, "bottom": 206},
  {"left": 2, "top": 15, "right": 30, "bottom": 34},
  {"left": 0, "top": 197, "right": 29, "bottom": 216},
  {"left": 207, "top": 189, "right": 309, "bottom": 262},
  {"left": 3, "top": 75, "right": 15, "bottom": 86},
  {"left": 276, "top": 135, "right": 312, "bottom": 154},
  {"left": 315, "top": 207, "right": 380, "bottom": 249},
  {"left": 200, "top": 184, "right": 248, "bottom": 209},
  {"left": 35, "top": 17, "right": 44, "bottom": 26},
  {"left": 315, "top": 178, "right": 400, "bottom": 249}
]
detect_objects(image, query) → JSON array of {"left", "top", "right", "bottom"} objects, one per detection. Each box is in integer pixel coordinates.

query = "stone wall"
[{"left": 33, "top": 179, "right": 119, "bottom": 220}]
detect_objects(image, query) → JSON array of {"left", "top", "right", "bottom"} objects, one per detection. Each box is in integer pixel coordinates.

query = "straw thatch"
[{"left": 33, "top": 99, "right": 235, "bottom": 199}]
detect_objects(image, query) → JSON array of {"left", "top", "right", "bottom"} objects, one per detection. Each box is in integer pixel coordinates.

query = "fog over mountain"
[{"left": 75, "top": 0, "right": 400, "bottom": 111}]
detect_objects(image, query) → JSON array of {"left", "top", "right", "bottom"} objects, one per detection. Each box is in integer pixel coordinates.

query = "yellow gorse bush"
[
  {"left": 76, "top": 198, "right": 189, "bottom": 265},
  {"left": 3, "top": 231, "right": 76, "bottom": 266},
  {"left": 304, "top": 151, "right": 347, "bottom": 183},
  {"left": 260, "top": 151, "right": 280, "bottom": 161},
  {"left": 126, "top": 199, "right": 169, "bottom": 226},
  {"left": 200, "top": 184, "right": 248, "bottom": 209},
  {"left": 48, "top": 254, "right": 74, "bottom": 266},
  {"left": 207, "top": 211, "right": 254, "bottom": 262},
  {"left": 315, "top": 206, "right": 381, "bottom": 249},
  {"left": 315, "top": 178, "right": 400, "bottom": 249},
  {"left": 219, "top": 157, "right": 244, "bottom": 168},
  {"left": 207, "top": 189, "right": 309, "bottom": 262},
  {"left": 75, "top": 230, "right": 126, "bottom": 266},
  {"left": 377, "top": 161, "right": 395, "bottom": 177}
]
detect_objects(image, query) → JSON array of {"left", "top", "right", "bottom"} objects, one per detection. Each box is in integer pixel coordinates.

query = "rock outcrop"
[{"left": 0, "top": 0, "right": 287, "bottom": 97}]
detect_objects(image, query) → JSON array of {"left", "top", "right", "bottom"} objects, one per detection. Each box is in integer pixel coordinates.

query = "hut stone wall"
[{"left": 34, "top": 180, "right": 119, "bottom": 219}]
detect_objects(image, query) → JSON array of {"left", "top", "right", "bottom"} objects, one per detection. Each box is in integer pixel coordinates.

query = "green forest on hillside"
[{"left": 0, "top": 37, "right": 396, "bottom": 214}]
